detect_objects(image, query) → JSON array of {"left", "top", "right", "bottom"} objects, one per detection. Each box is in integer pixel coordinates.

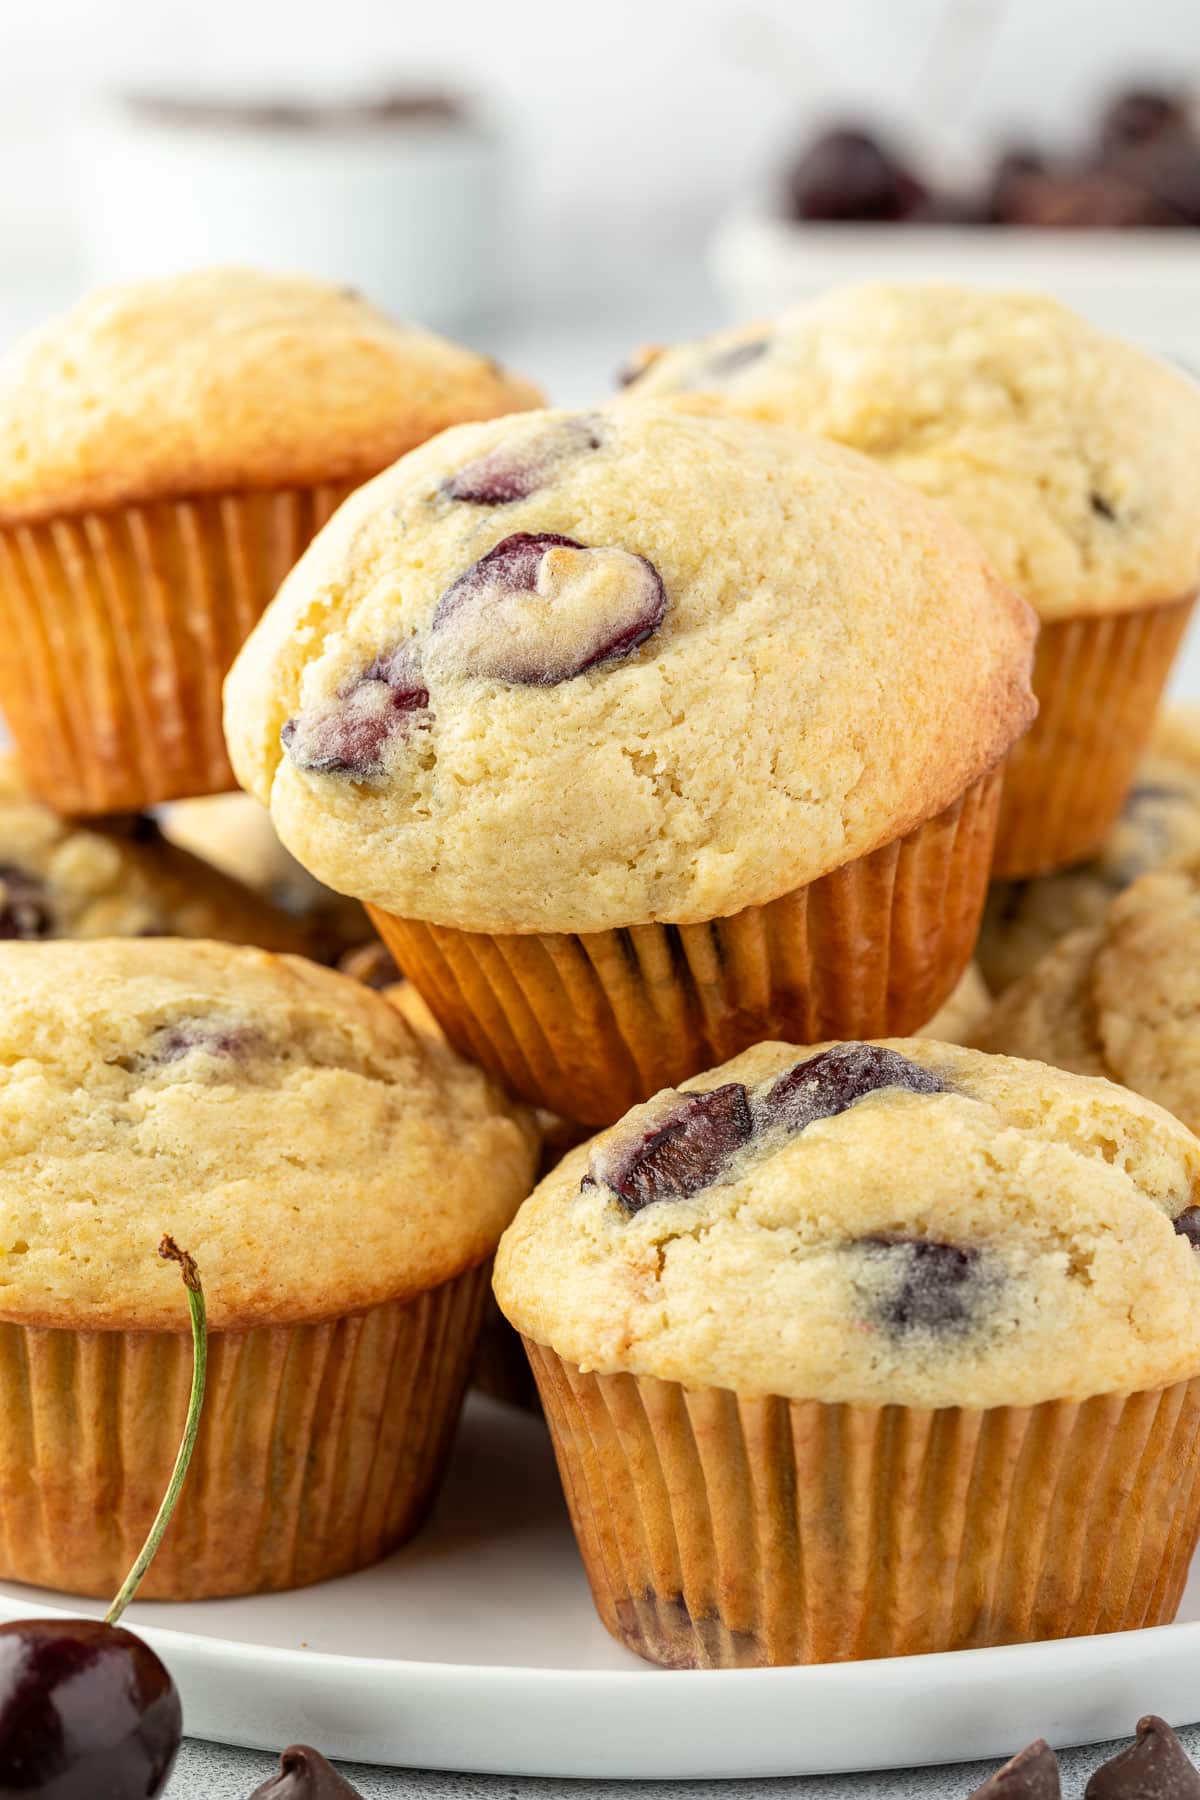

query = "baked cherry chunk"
[
  {"left": 281, "top": 646, "right": 429, "bottom": 778},
  {"left": 442, "top": 416, "right": 603, "bottom": 506},
  {"left": 591, "top": 1044, "right": 946, "bottom": 1215},
  {"left": 757, "top": 1043, "right": 944, "bottom": 1134},
  {"left": 1174, "top": 1206, "right": 1200, "bottom": 1249},
  {"left": 429, "top": 532, "right": 667, "bottom": 685},
  {"left": 856, "top": 1236, "right": 983, "bottom": 1337},
  {"left": 144, "top": 1017, "right": 259, "bottom": 1065},
  {"left": 0, "top": 865, "right": 52, "bottom": 940},
  {"left": 590, "top": 1084, "right": 754, "bottom": 1215}
]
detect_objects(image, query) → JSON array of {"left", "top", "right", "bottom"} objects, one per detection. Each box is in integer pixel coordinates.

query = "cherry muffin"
[
  {"left": 496, "top": 1038, "right": 1200, "bottom": 1666},
  {"left": 0, "top": 754, "right": 317, "bottom": 954},
  {"left": 979, "top": 704, "right": 1200, "bottom": 993},
  {"left": 0, "top": 268, "right": 541, "bottom": 813},
  {"left": 0, "top": 938, "right": 537, "bottom": 1598},
  {"left": 225, "top": 403, "right": 1035, "bottom": 1125},
  {"left": 979, "top": 855, "right": 1200, "bottom": 1137},
  {"left": 625, "top": 285, "right": 1200, "bottom": 876}
]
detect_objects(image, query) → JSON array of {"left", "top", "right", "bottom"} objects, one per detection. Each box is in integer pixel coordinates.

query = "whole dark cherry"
[
  {"left": 786, "top": 125, "right": 927, "bottom": 222},
  {"left": 248, "top": 1743, "right": 366, "bottom": 1797},
  {"left": 0, "top": 1240, "right": 206, "bottom": 1800}
]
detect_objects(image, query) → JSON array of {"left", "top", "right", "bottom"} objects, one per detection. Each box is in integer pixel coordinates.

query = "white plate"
[{"left": 1, "top": 1394, "right": 1199, "bottom": 1781}]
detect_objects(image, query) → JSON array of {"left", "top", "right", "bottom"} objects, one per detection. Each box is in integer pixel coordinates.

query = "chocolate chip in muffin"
[
  {"left": 759, "top": 1042, "right": 945, "bottom": 1133},
  {"left": 441, "top": 416, "right": 604, "bottom": 506},
  {"left": 857, "top": 1235, "right": 989, "bottom": 1338},
  {"left": 281, "top": 647, "right": 429, "bottom": 777},
  {"left": 967, "top": 1739, "right": 1061, "bottom": 1798},
  {"left": 590, "top": 1083, "right": 754, "bottom": 1214},
  {"left": 0, "top": 866, "right": 53, "bottom": 940},
  {"left": 430, "top": 532, "right": 667, "bottom": 685},
  {"left": 1086, "top": 1716, "right": 1200, "bottom": 1799}
]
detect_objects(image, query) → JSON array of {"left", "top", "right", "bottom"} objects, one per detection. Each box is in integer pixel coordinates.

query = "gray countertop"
[{"left": 168, "top": 1724, "right": 1200, "bottom": 1797}]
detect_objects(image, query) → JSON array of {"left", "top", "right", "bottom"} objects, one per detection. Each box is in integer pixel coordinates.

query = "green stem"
[{"left": 105, "top": 1236, "right": 208, "bottom": 1627}]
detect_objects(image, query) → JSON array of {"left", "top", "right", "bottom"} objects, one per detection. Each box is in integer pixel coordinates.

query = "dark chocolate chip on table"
[
  {"left": 248, "top": 1744, "right": 366, "bottom": 1798},
  {"left": 1087, "top": 1716, "right": 1200, "bottom": 1799},
  {"left": 968, "top": 1738, "right": 1062, "bottom": 1798}
]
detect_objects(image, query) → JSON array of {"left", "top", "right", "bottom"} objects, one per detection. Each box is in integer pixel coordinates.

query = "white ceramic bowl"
[{"left": 75, "top": 96, "right": 505, "bottom": 331}]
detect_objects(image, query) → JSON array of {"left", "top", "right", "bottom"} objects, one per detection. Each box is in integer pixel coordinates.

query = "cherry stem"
[{"left": 104, "top": 1236, "right": 208, "bottom": 1627}]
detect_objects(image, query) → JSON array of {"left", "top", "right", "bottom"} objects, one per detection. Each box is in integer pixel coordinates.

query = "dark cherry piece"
[
  {"left": 148, "top": 1018, "right": 257, "bottom": 1064},
  {"left": 1086, "top": 1716, "right": 1200, "bottom": 1799},
  {"left": 281, "top": 647, "right": 429, "bottom": 778},
  {"left": 431, "top": 532, "right": 667, "bottom": 685},
  {"left": 0, "top": 866, "right": 53, "bottom": 940},
  {"left": 0, "top": 1240, "right": 205, "bottom": 1800},
  {"left": 858, "top": 1236, "right": 982, "bottom": 1336},
  {"left": 0, "top": 1619, "right": 180, "bottom": 1800},
  {"left": 593, "top": 1084, "right": 754, "bottom": 1215},
  {"left": 786, "top": 125, "right": 927, "bottom": 222},
  {"left": 1174, "top": 1207, "right": 1200, "bottom": 1249},
  {"left": 442, "top": 416, "right": 603, "bottom": 505},
  {"left": 248, "top": 1743, "right": 366, "bottom": 1798},
  {"left": 759, "top": 1042, "right": 944, "bottom": 1134},
  {"left": 968, "top": 1738, "right": 1062, "bottom": 1798}
]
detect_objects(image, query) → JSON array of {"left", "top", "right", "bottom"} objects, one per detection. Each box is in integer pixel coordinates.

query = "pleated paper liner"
[
  {"left": 524, "top": 1343, "right": 1200, "bottom": 1670},
  {"left": 993, "top": 592, "right": 1196, "bottom": 880},
  {"left": 0, "top": 482, "right": 355, "bottom": 816},
  {"left": 369, "top": 765, "right": 1003, "bottom": 1127},
  {"left": 0, "top": 1260, "right": 488, "bottom": 1601}
]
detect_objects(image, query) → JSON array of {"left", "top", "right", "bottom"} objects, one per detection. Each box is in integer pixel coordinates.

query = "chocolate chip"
[
  {"left": 0, "top": 866, "right": 53, "bottom": 940},
  {"left": 857, "top": 1236, "right": 986, "bottom": 1336},
  {"left": 968, "top": 1739, "right": 1062, "bottom": 1799},
  {"left": 1086, "top": 1717, "right": 1200, "bottom": 1800},
  {"left": 430, "top": 532, "right": 667, "bottom": 686},
  {"left": 442, "top": 416, "right": 603, "bottom": 505},
  {"left": 282, "top": 647, "right": 429, "bottom": 778},
  {"left": 590, "top": 1083, "right": 754, "bottom": 1215},
  {"left": 248, "top": 1744, "right": 366, "bottom": 1799},
  {"left": 1174, "top": 1207, "right": 1200, "bottom": 1249},
  {"left": 758, "top": 1042, "right": 945, "bottom": 1135}
]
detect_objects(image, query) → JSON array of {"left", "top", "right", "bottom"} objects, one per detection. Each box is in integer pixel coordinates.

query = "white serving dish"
[
  {"left": 2, "top": 1393, "right": 1198, "bottom": 1781},
  {"left": 711, "top": 207, "right": 1200, "bottom": 362}
]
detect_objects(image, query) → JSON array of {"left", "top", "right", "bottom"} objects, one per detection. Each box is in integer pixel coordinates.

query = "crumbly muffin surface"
[
  {"left": 494, "top": 1038, "right": 1200, "bottom": 1408},
  {"left": 979, "top": 856, "right": 1200, "bottom": 1137},
  {"left": 980, "top": 705, "right": 1200, "bottom": 992},
  {"left": 0, "top": 756, "right": 315, "bottom": 954},
  {"left": 225, "top": 404, "right": 1035, "bottom": 934},
  {"left": 0, "top": 268, "right": 541, "bottom": 522},
  {"left": 624, "top": 284, "right": 1200, "bottom": 621},
  {"left": 0, "top": 939, "right": 537, "bottom": 1330}
]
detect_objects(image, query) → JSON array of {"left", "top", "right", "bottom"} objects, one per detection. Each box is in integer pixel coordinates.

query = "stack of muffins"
[{"left": 2, "top": 269, "right": 1200, "bottom": 1681}]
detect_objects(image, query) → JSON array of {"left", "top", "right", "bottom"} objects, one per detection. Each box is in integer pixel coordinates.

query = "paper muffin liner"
[
  {"left": 524, "top": 1343, "right": 1200, "bottom": 1669},
  {"left": 993, "top": 593, "right": 1196, "bottom": 879},
  {"left": 0, "top": 482, "right": 355, "bottom": 816},
  {"left": 368, "top": 766, "right": 1003, "bottom": 1127},
  {"left": 0, "top": 1261, "right": 489, "bottom": 1601}
]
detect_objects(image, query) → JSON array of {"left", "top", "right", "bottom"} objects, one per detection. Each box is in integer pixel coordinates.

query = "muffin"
[
  {"left": 495, "top": 1038, "right": 1200, "bottom": 1667},
  {"left": 0, "top": 938, "right": 536, "bottom": 1598},
  {"left": 978, "top": 857, "right": 1200, "bottom": 1135},
  {"left": 980, "top": 704, "right": 1200, "bottom": 992},
  {"left": 920, "top": 962, "right": 990, "bottom": 1043},
  {"left": 162, "top": 790, "right": 370, "bottom": 961},
  {"left": 0, "top": 754, "right": 318, "bottom": 954},
  {"left": 224, "top": 403, "right": 1035, "bottom": 1125},
  {"left": 625, "top": 284, "right": 1200, "bottom": 876},
  {"left": 0, "top": 268, "right": 541, "bottom": 814}
]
